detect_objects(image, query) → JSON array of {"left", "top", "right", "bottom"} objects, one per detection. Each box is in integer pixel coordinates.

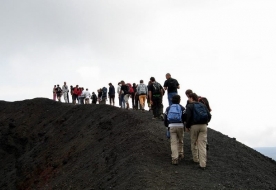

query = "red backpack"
[{"left": 126, "top": 83, "right": 134, "bottom": 94}]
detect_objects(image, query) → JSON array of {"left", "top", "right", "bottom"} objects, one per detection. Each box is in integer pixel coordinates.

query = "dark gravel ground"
[{"left": 0, "top": 98, "right": 276, "bottom": 190}]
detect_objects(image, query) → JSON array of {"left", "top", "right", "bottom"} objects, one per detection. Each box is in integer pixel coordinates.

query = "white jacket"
[{"left": 83, "top": 90, "right": 91, "bottom": 99}]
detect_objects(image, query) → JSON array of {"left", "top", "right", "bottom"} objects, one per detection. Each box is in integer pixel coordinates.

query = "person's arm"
[
  {"left": 164, "top": 109, "right": 168, "bottom": 127},
  {"left": 163, "top": 80, "right": 168, "bottom": 91}
]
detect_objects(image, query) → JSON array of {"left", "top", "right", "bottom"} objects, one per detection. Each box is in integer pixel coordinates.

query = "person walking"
[
  {"left": 163, "top": 73, "right": 180, "bottom": 106},
  {"left": 148, "top": 77, "right": 164, "bottom": 119},
  {"left": 62, "top": 82, "right": 69, "bottom": 103},
  {"left": 117, "top": 82, "right": 122, "bottom": 108},
  {"left": 164, "top": 95, "right": 186, "bottom": 165},
  {"left": 56, "top": 85, "right": 63, "bottom": 102},
  {"left": 131, "top": 83, "right": 137, "bottom": 109},
  {"left": 119, "top": 81, "right": 129, "bottom": 109},
  {"left": 53, "top": 85, "right": 57, "bottom": 101},
  {"left": 108, "top": 83, "right": 115, "bottom": 106},
  {"left": 91, "top": 92, "right": 97, "bottom": 104},
  {"left": 83, "top": 88, "right": 91, "bottom": 104},
  {"left": 136, "top": 80, "right": 148, "bottom": 112},
  {"left": 185, "top": 93, "right": 211, "bottom": 170},
  {"left": 72, "top": 85, "right": 80, "bottom": 105}
]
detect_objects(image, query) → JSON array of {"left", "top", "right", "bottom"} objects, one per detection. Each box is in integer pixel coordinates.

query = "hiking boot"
[
  {"left": 172, "top": 159, "right": 178, "bottom": 165},
  {"left": 178, "top": 154, "right": 184, "bottom": 161},
  {"left": 199, "top": 166, "right": 206, "bottom": 170}
]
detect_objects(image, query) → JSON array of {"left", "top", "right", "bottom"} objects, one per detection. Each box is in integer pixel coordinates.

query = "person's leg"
[
  {"left": 121, "top": 94, "right": 125, "bottom": 108},
  {"left": 124, "top": 95, "right": 129, "bottom": 109},
  {"left": 139, "top": 95, "right": 144, "bottom": 110},
  {"left": 176, "top": 127, "right": 184, "bottom": 159},
  {"left": 190, "top": 125, "right": 199, "bottom": 163},
  {"left": 197, "top": 124, "right": 207, "bottom": 168},
  {"left": 170, "top": 127, "right": 178, "bottom": 164}
]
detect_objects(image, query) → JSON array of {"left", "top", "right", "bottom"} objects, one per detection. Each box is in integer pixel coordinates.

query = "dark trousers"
[{"left": 152, "top": 96, "right": 162, "bottom": 118}]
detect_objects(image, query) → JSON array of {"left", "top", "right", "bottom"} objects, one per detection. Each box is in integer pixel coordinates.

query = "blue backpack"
[
  {"left": 102, "top": 87, "right": 107, "bottom": 98},
  {"left": 193, "top": 102, "right": 209, "bottom": 124},
  {"left": 167, "top": 104, "right": 182, "bottom": 123}
]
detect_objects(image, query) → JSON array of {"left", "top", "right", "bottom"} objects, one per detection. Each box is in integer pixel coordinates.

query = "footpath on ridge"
[{"left": 0, "top": 98, "right": 276, "bottom": 190}]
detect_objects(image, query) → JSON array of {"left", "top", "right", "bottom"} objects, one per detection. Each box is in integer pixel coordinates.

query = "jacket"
[{"left": 185, "top": 102, "right": 212, "bottom": 128}]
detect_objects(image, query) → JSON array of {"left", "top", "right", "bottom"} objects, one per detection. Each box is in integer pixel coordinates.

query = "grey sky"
[{"left": 1, "top": 0, "right": 276, "bottom": 147}]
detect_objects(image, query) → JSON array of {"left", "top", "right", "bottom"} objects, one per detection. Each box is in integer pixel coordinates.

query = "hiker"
[
  {"left": 83, "top": 88, "right": 91, "bottom": 104},
  {"left": 53, "top": 85, "right": 57, "bottom": 101},
  {"left": 117, "top": 82, "right": 122, "bottom": 107},
  {"left": 164, "top": 95, "right": 186, "bottom": 165},
  {"left": 147, "top": 81, "right": 152, "bottom": 111},
  {"left": 70, "top": 85, "right": 74, "bottom": 103},
  {"left": 131, "top": 83, "right": 137, "bottom": 109},
  {"left": 185, "top": 89, "right": 212, "bottom": 112},
  {"left": 78, "top": 87, "right": 85, "bottom": 104},
  {"left": 148, "top": 77, "right": 164, "bottom": 119},
  {"left": 163, "top": 73, "right": 180, "bottom": 106},
  {"left": 108, "top": 83, "right": 115, "bottom": 106},
  {"left": 91, "top": 92, "right": 97, "bottom": 104},
  {"left": 185, "top": 93, "right": 212, "bottom": 169},
  {"left": 185, "top": 89, "right": 193, "bottom": 107},
  {"left": 62, "top": 82, "right": 69, "bottom": 103},
  {"left": 136, "top": 80, "right": 148, "bottom": 112},
  {"left": 101, "top": 87, "right": 108, "bottom": 104},
  {"left": 97, "top": 89, "right": 102, "bottom": 104},
  {"left": 56, "top": 85, "right": 63, "bottom": 102},
  {"left": 72, "top": 85, "right": 80, "bottom": 105},
  {"left": 119, "top": 81, "right": 129, "bottom": 109}
]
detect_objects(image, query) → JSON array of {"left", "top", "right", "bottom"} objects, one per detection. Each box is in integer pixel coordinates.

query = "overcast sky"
[{"left": 1, "top": 0, "right": 276, "bottom": 148}]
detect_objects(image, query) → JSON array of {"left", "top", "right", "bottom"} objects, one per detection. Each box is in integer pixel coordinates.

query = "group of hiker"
[
  {"left": 164, "top": 90, "right": 212, "bottom": 169},
  {"left": 52, "top": 73, "right": 212, "bottom": 169}
]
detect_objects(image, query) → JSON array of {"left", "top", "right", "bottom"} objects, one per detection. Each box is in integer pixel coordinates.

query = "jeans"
[
  {"left": 120, "top": 94, "right": 125, "bottom": 108},
  {"left": 168, "top": 92, "right": 178, "bottom": 106}
]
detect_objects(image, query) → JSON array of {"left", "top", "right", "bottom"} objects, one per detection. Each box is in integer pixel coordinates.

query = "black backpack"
[
  {"left": 152, "top": 82, "right": 161, "bottom": 95},
  {"left": 56, "top": 87, "right": 62, "bottom": 93}
]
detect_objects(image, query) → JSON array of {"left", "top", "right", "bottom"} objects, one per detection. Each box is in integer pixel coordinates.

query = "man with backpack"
[
  {"left": 101, "top": 87, "right": 107, "bottom": 104},
  {"left": 164, "top": 95, "right": 186, "bottom": 165},
  {"left": 56, "top": 84, "right": 63, "bottom": 102},
  {"left": 148, "top": 77, "right": 164, "bottom": 119},
  {"left": 185, "top": 93, "right": 212, "bottom": 170},
  {"left": 136, "top": 80, "right": 148, "bottom": 112},
  {"left": 119, "top": 81, "right": 129, "bottom": 109},
  {"left": 163, "top": 73, "right": 180, "bottom": 106}
]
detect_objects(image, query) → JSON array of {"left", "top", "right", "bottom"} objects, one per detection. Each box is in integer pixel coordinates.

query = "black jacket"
[{"left": 185, "top": 102, "right": 211, "bottom": 128}]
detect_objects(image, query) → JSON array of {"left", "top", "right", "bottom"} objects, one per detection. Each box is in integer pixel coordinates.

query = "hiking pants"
[
  {"left": 170, "top": 126, "right": 184, "bottom": 161},
  {"left": 109, "top": 95, "right": 115, "bottom": 106},
  {"left": 135, "top": 95, "right": 140, "bottom": 109},
  {"left": 139, "top": 95, "right": 147, "bottom": 109},
  {"left": 168, "top": 92, "right": 178, "bottom": 106},
  {"left": 152, "top": 95, "right": 162, "bottom": 118},
  {"left": 64, "top": 92, "right": 69, "bottom": 103},
  {"left": 120, "top": 94, "right": 125, "bottom": 108},
  {"left": 190, "top": 124, "right": 207, "bottom": 167}
]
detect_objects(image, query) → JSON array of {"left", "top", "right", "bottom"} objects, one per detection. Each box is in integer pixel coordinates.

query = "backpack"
[
  {"left": 193, "top": 102, "right": 209, "bottom": 124},
  {"left": 57, "top": 87, "right": 62, "bottom": 93},
  {"left": 198, "top": 97, "right": 212, "bottom": 112},
  {"left": 126, "top": 83, "right": 134, "bottom": 94},
  {"left": 138, "top": 84, "right": 147, "bottom": 94},
  {"left": 152, "top": 82, "right": 161, "bottom": 95},
  {"left": 102, "top": 87, "right": 107, "bottom": 98},
  {"left": 167, "top": 104, "right": 182, "bottom": 123},
  {"left": 92, "top": 94, "right": 97, "bottom": 102}
]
